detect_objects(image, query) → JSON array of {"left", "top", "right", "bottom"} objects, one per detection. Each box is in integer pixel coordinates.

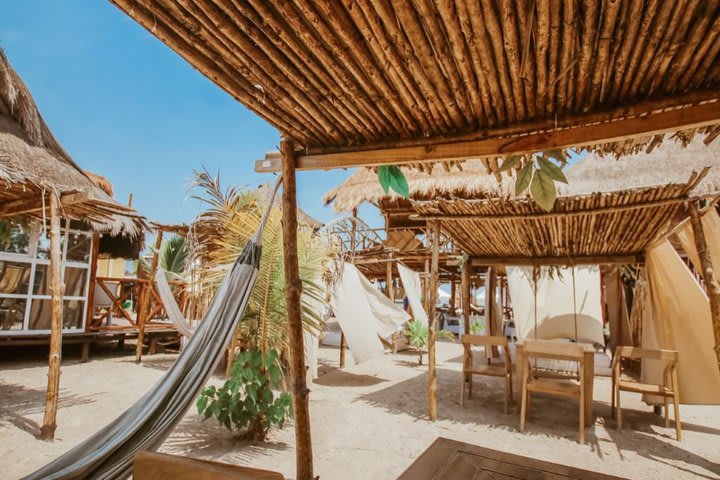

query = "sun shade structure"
[{"left": 111, "top": 1, "right": 720, "bottom": 172}]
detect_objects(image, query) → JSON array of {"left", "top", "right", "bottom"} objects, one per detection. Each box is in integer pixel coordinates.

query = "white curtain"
[
  {"left": 330, "top": 263, "right": 410, "bottom": 364},
  {"left": 506, "top": 266, "right": 604, "bottom": 346},
  {"left": 398, "top": 263, "right": 429, "bottom": 327}
]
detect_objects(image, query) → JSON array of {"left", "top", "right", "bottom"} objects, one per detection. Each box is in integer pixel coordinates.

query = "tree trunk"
[
  {"left": 281, "top": 139, "right": 314, "bottom": 480},
  {"left": 40, "top": 193, "right": 65, "bottom": 441},
  {"left": 689, "top": 202, "right": 720, "bottom": 372},
  {"left": 427, "top": 220, "right": 441, "bottom": 421},
  {"left": 136, "top": 231, "right": 163, "bottom": 363}
]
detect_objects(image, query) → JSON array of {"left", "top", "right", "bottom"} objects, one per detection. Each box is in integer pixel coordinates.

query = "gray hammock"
[{"left": 24, "top": 182, "right": 278, "bottom": 480}]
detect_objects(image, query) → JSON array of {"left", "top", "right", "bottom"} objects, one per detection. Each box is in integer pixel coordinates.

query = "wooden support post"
[
  {"left": 461, "top": 257, "right": 471, "bottom": 336},
  {"left": 339, "top": 333, "right": 346, "bottom": 368},
  {"left": 85, "top": 233, "right": 100, "bottom": 331},
  {"left": 423, "top": 257, "right": 430, "bottom": 311},
  {"left": 689, "top": 202, "right": 720, "bottom": 371},
  {"left": 485, "top": 267, "right": 498, "bottom": 359},
  {"left": 40, "top": 192, "right": 65, "bottom": 441},
  {"left": 281, "top": 139, "right": 314, "bottom": 480},
  {"left": 449, "top": 274, "right": 457, "bottom": 316},
  {"left": 387, "top": 260, "right": 399, "bottom": 354},
  {"left": 136, "top": 231, "right": 163, "bottom": 363},
  {"left": 428, "top": 220, "right": 441, "bottom": 421}
]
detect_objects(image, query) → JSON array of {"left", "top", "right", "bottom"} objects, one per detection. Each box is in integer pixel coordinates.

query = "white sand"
[{"left": 1, "top": 342, "right": 719, "bottom": 479}]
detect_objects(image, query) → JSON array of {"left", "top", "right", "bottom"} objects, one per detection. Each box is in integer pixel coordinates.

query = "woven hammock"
[{"left": 23, "top": 181, "right": 279, "bottom": 480}]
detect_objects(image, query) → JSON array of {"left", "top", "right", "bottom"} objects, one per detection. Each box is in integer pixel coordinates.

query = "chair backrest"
[
  {"left": 523, "top": 339, "right": 585, "bottom": 362},
  {"left": 615, "top": 346, "right": 678, "bottom": 363},
  {"left": 461, "top": 334, "right": 509, "bottom": 348}
]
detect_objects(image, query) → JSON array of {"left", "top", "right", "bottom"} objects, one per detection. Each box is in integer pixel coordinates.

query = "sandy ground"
[{"left": 1, "top": 341, "right": 719, "bottom": 480}]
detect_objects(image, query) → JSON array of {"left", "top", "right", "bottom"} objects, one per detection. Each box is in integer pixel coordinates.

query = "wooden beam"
[
  {"left": 0, "top": 191, "right": 92, "bottom": 218},
  {"left": 281, "top": 138, "right": 314, "bottom": 480},
  {"left": 427, "top": 220, "right": 441, "bottom": 421},
  {"left": 256, "top": 97, "right": 720, "bottom": 172},
  {"left": 469, "top": 254, "right": 643, "bottom": 267},
  {"left": 40, "top": 192, "right": 64, "bottom": 441},
  {"left": 689, "top": 202, "right": 720, "bottom": 372},
  {"left": 136, "top": 231, "right": 163, "bottom": 363}
]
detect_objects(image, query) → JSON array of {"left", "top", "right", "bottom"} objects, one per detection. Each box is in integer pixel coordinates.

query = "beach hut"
[
  {"left": 0, "top": 49, "right": 145, "bottom": 439},
  {"left": 58, "top": 2, "right": 720, "bottom": 477}
]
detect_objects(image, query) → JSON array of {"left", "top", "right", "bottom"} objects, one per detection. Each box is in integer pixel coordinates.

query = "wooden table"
[
  {"left": 516, "top": 340, "right": 595, "bottom": 427},
  {"left": 397, "top": 437, "right": 627, "bottom": 479}
]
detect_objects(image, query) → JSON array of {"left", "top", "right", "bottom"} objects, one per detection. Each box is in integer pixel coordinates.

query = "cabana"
[
  {"left": 104, "top": 2, "right": 720, "bottom": 478},
  {"left": 0, "top": 49, "right": 145, "bottom": 440}
]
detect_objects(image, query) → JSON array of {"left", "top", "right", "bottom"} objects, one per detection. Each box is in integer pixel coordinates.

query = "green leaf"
[
  {"left": 387, "top": 166, "right": 409, "bottom": 198},
  {"left": 538, "top": 157, "right": 568, "bottom": 184},
  {"left": 378, "top": 166, "right": 392, "bottom": 194},
  {"left": 545, "top": 149, "right": 565, "bottom": 162},
  {"left": 515, "top": 162, "right": 534, "bottom": 195},
  {"left": 530, "top": 167, "right": 557, "bottom": 211},
  {"left": 499, "top": 155, "right": 521, "bottom": 172}
]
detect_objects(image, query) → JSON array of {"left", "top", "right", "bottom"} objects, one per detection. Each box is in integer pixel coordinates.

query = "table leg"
[{"left": 584, "top": 351, "right": 594, "bottom": 427}]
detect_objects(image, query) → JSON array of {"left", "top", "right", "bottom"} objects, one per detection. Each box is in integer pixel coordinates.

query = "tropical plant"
[
  {"left": 499, "top": 149, "right": 572, "bottom": 211},
  {"left": 469, "top": 319, "right": 484, "bottom": 335},
  {"left": 196, "top": 348, "right": 292, "bottom": 441},
  {"left": 377, "top": 165, "right": 409, "bottom": 198},
  {"left": 404, "top": 320, "right": 455, "bottom": 365},
  {"left": 188, "top": 169, "right": 330, "bottom": 356},
  {"left": 159, "top": 235, "right": 188, "bottom": 281}
]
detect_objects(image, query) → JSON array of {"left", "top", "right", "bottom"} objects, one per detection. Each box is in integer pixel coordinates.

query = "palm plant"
[
  {"left": 188, "top": 169, "right": 330, "bottom": 357},
  {"left": 159, "top": 235, "right": 188, "bottom": 281},
  {"left": 404, "top": 321, "right": 455, "bottom": 365}
]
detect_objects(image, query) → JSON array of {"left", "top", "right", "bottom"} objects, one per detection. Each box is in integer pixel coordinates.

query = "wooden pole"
[
  {"left": 449, "top": 274, "right": 457, "bottom": 316},
  {"left": 423, "top": 257, "right": 430, "bottom": 311},
  {"left": 136, "top": 230, "right": 163, "bottom": 363},
  {"left": 689, "top": 202, "right": 720, "bottom": 371},
  {"left": 339, "top": 332, "right": 346, "bottom": 368},
  {"left": 281, "top": 138, "right": 314, "bottom": 480},
  {"left": 40, "top": 192, "right": 65, "bottom": 441},
  {"left": 387, "top": 260, "right": 399, "bottom": 354},
  {"left": 85, "top": 232, "right": 101, "bottom": 331},
  {"left": 428, "top": 220, "right": 441, "bottom": 421},
  {"left": 462, "top": 257, "right": 471, "bottom": 335},
  {"left": 484, "top": 267, "right": 498, "bottom": 359}
]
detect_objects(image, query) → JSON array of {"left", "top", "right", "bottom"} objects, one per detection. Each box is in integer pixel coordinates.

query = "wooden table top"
[{"left": 397, "top": 438, "right": 627, "bottom": 480}]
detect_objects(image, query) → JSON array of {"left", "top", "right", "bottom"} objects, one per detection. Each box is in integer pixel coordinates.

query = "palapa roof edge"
[{"left": 0, "top": 48, "right": 145, "bottom": 238}]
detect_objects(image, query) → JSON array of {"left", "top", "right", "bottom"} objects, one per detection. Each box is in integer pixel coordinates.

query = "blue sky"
[{"left": 0, "top": 1, "right": 381, "bottom": 228}]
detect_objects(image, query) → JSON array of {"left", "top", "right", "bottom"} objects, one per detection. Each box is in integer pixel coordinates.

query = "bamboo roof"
[
  {"left": 324, "top": 137, "right": 720, "bottom": 213},
  {"left": 0, "top": 49, "right": 145, "bottom": 238},
  {"left": 413, "top": 174, "right": 705, "bottom": 265},
  {"left": 111, "top": 1, "right": 720, "bottom": 171}
]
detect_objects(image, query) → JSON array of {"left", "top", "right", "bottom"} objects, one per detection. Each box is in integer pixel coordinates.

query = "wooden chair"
[
  {"left": 519, "top": 340, "right": 587, "bottom": 444},
  {"left": 460, "top": 334, "right": 512, "bottom": 413},
  {"left": 134, "top": 452, "right": 284, "bottom": 479},
  {"left": 612, "top": 346, "right": 681, "bottom": 440}
]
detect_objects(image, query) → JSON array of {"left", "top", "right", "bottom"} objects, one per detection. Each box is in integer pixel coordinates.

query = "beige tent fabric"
[
  {"left": 642, "top": 240, "right": 720, "bottom": 404},
  {"left": 398, "top": 263, "right": 429, "bottom": 327},
  {"left": 676, "top": 209, "right": 720, "bottom": 276},
  {"left": 507, "top": 266, "right": 604, "bottom": 346},
  {"left": 603, "top": 268, "right": 632, "bottom": 351},
  {"left": 330, "top": 263, "right": 410, "bottom": 364}
]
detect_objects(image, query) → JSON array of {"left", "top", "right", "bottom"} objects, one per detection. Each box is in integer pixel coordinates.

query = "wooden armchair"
[
  {"left": 519, "top": 340, "right": 587, "bottom": 444},
  {"left": 460, "top": 334, "right": 512, "bottom": 413},
  {"left": 612, "top": 346, "right": 681, "bottom": 440}
]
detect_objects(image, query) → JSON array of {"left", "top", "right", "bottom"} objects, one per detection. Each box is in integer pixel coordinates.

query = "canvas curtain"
[
  {"left": 329, "top": 263, "right": 409, "bottom": 364},
  {"left": 506, "top": 266, "right": 604, "bottom": 346},
  {"left": 642, "top": 215, "right": 720, "bottom": 404},
  {"left": 398, "top": 263, "right": 428, "bottom": 326}
]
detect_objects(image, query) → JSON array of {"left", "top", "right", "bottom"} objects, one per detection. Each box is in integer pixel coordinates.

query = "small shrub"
[
  {"left": 196, "top": 347, "right": 292, "bottom": 441},
  {"left": 404, "top": 321, "right": 455, "bottom": 365},
  {"left": 469, "top": 319, "right": 484, "bottom": 335}
]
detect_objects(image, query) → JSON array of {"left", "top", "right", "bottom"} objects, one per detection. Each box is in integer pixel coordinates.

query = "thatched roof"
[
  {"left": 0, "top": 49, "right": 145, "bottom": 239},
  {"left": 324, "top": 137, "right": 720, "bottom": 213},
  {"left": 112, "top": 1, "right": 720, "bottom": 172}
]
